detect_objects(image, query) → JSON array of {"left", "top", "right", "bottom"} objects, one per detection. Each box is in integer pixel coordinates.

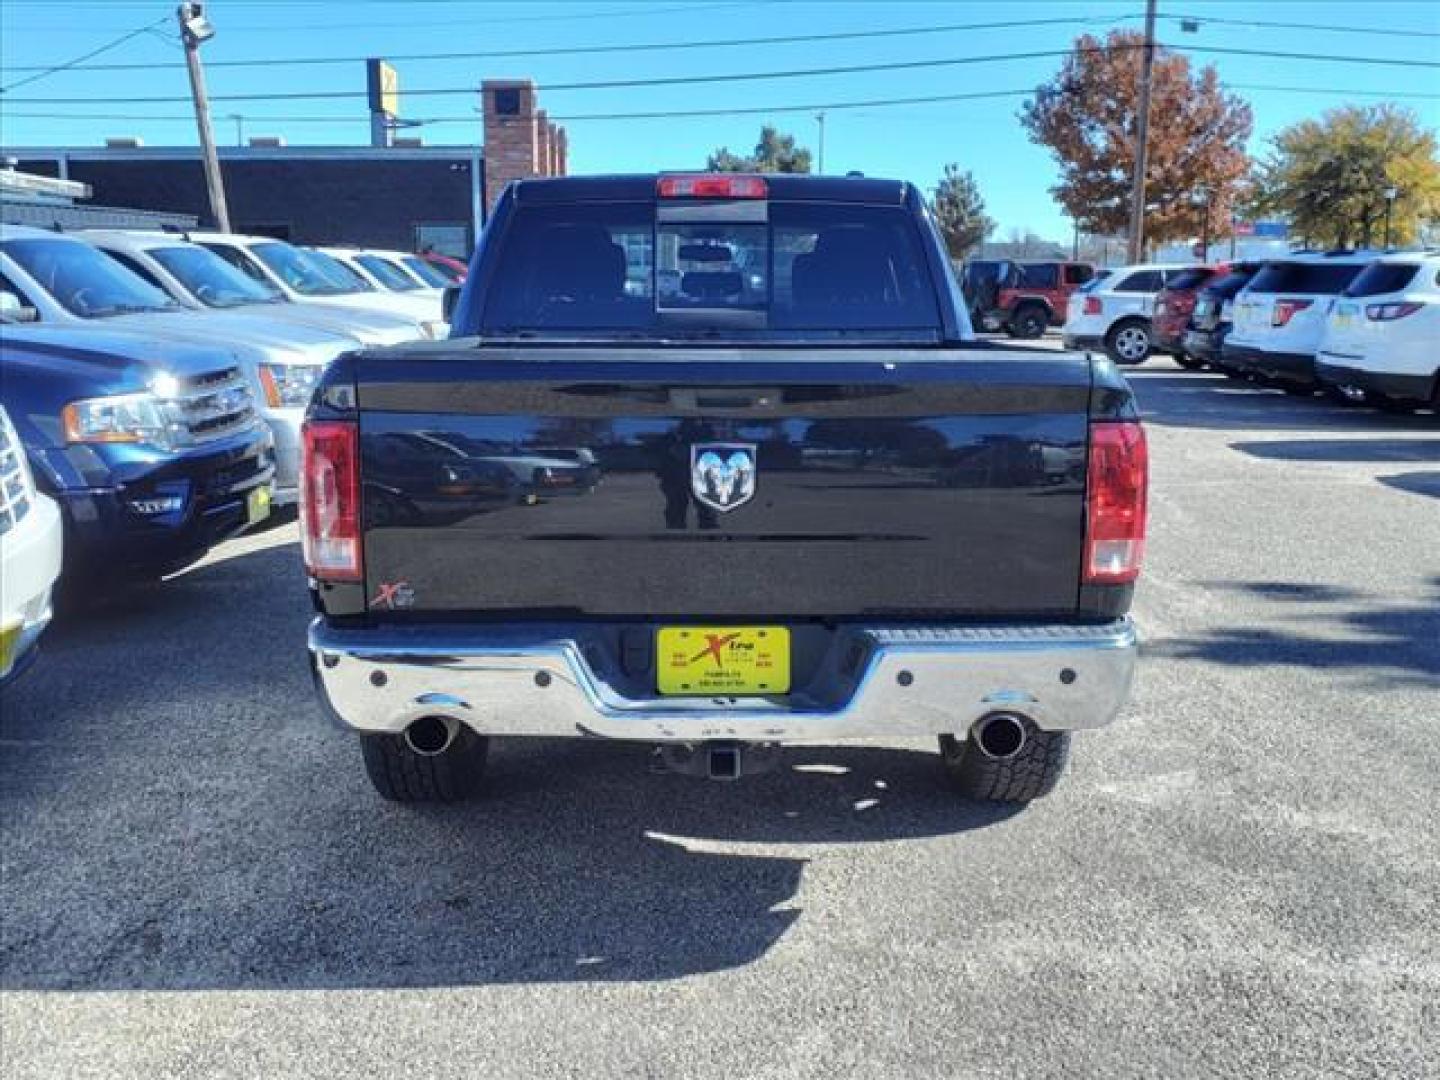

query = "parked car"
[
  {"left": 80, "top": 230, "right": 425, "bottom": 346},
  {"left": 1316, "top": 253, "right": 1440, "bottom": 412},
  {"left": 1152, "top": 264, "right": 1226, "bottom": 366},
  {"left": 304, "top": 173, "right": 1145, "bottom": 806},
  {"left": 395, "top": 252, "right": 456, "bottom": 290},
  {"left": 1062, "top": 263, "right": 1190, "bottom": 364},
  {"left": 0, "top": 326, "right": 273, "bottom": 592},
  {"left": 965, "top": 259, "right": 1095, "bottom": 338},
  {"left": 418, "top": 250, "right": 468, "bottom": 284},
  {"left": 1180, "top": 263, "right": 1263, "bottom": 373},
  {"left": 1223, "top": 253, "right": 1374, "bottom": 393},
  {"left": 315, "top": 249, "right": 443, "bottom": 321},
  {"left": 0, "top": 404, "right": 63, "bottom": 687},
  {"left": 192, "top": 232, "right": 448, "bottom": 337},
  {"left": 0, "top": 225, "right": 344, "bottom": 504}
]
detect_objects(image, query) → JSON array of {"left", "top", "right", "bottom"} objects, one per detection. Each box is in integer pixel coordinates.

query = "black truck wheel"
[
  {"left": 938, "top": 717, "right": 1070, "bottom": 802},
  {"left": 360, "top": 720, "right": 490, "bottom": 802},
  {"left": 1009, "top": 305, "right": 1049, "bottom": 340}
]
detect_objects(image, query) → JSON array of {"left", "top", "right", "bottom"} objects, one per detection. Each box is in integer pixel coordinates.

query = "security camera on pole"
[{"left": 177, "top": 2, "right": 231, "bottom": 232}]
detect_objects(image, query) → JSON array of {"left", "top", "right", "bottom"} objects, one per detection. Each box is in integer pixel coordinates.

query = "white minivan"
[
  {"left": 1222, "top": 253, "right": 1374, "bottom": 392},
  {"left": 1316, "top": 253, "right": 1439, "bottom": 411}
]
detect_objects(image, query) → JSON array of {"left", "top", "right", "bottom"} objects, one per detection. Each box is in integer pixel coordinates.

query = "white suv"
[
  {"left": 1062, "top": 263, "right": 1190, "bottom": 364},
  {"left": 0, "top": 405, "right": 62, "bottom": 687},
  {"left": 1316, "top": 253, "right": 1439, "bottom": 411},
  {"left": 1222, "top": 253, "right": 1374, "bottom": 392}
]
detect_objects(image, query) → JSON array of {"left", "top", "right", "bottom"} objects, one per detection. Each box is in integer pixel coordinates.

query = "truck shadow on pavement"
[
  {"left": 0, "top": 536, "right": 1018, "bottom": 993},
  {"left": 1147, "top": 578, "right": 1440, "bottom": 689}
]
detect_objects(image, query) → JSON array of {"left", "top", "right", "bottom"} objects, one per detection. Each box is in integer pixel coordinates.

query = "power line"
[
  {"left": 4, "top": 80, "right": 1435, "bottom": 130},
  {"left": 0, "top": 15, "right": 1134, "bottom": 74},
  {"left": 1165, "top": 11, "right": 1440, "bottom": 39},
  {"left": 0, "top": 15, "right": 168, "bottom": 94},
  {"left": 6, "top": 37, "right": 1436, "bottom": 108}
]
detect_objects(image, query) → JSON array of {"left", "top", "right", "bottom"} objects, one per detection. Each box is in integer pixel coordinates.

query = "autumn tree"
[
  {"left": 932, "top": 164, "right": 995, "bottom": 259},
  {"left": 707, "top": 125, "right": 812, "bottom": 173},
  {"left": 1252, "top": 104, "right": 1440, "bottom": 248},
  {"left": 1020, "top": 31, "right": 1253, "bottom": 248}
]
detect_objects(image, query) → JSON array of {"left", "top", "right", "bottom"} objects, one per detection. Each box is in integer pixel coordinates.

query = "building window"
[
  {"left": 414, "top": 223, "right": 470, "bottom": 260},
  {"left": 494, "top": 88, "right": 520, "bottom": 116}
]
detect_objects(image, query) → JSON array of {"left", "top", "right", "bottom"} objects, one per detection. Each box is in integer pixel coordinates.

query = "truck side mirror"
[
  {"left": 0, "top": 290, "right": 38, "bottom": 323},
  {"left": 442, "top": 285, "right": 460, "bottom": 323}
]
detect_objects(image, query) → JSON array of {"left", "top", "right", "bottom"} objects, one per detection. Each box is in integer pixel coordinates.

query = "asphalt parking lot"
[{"left": 2, "top": 360, "right": 1437, "bottom": 1079}]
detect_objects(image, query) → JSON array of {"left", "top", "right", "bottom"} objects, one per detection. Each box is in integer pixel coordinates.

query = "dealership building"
[{"left": 2, "top": 77, "right": 566, "bottom": 259}]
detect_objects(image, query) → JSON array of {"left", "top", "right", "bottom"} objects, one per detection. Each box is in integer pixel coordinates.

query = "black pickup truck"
[{"left": 304, "top": 174, "right": 1146, "bottom": 805}]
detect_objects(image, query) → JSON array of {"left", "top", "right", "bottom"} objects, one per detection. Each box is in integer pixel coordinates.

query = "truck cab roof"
[{"left": 508, "top": 173, "right": 915, "bottom": 206}]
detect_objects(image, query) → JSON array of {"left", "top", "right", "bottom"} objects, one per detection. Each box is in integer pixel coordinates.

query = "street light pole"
[
  {"left": 1126, "top": 0, "right": 1158, "bottom": 263},
  {"left": 815, "top": 111, "right": 826, "bottom": 175},
  {"left": 1383, "top": 185, "right": 1399, "bottom": 249},
  {"left": 178, "top": 3, "right": 230, "bottom": 232},
  {"left": 228, "top": 113, "right": 244, "bottom": 147}
]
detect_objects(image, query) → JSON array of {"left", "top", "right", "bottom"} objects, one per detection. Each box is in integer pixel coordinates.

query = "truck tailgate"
[{"left": 355, "top": 347, "right": 1091, "bottom": 619}]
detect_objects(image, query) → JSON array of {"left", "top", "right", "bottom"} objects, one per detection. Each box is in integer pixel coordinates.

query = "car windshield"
[
  {"left": 1, "top": 238, "right": 184, "bottom": 318},
  {"left": 150, "top": 244, "right": 283, "bottom": 307},
  {"left": 403, "top": 255, "right": 452, "bottom": 287},
  {"left": 1343, "top": 262, "right": 1421, "bottom": 297},
  {"left": 1246, "top": 261, "right": 1368, "bottom": 295},
  {"left": 251, "top": 241, "right": 363, "bottom": 296},
  {"left": 356, "top": 254, "right": 422, "bottom": 291},
  {"left": 481, "top": 201, "right": 941, "bottom": 338},
  {"left": 303, "top": 249, "right": 377, "bottom": 293}
]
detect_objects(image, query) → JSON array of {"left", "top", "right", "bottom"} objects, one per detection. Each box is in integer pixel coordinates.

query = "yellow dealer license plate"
[
  {"left": 0, "top": 622, "right": 19, "bottom": 677},
  {"left": 246, "top": 485, "right": 271, "bottom": 526},
  {"left": 656, "top": 626, "right": 790, "bottom": 696}
]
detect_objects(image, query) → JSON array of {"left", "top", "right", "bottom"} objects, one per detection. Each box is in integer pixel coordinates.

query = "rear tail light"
[
  {"left": 301, "top": 419, "right": 362, "bottom": 582},
  {"left": 1272, "top": 299, "right": 1313, "bottom": 327},
  {"left": 1366, "top": 301, "right": 1424, "bottom": 321},
  {"left": 1083, "top": 296, "right": 1102, "bottom": 315},
  {"left": 1084, "top": 421, "right": 1148, "bottom": 585},
  {"left": 657, "top": 174, "right": 767, "bottom": 199}
]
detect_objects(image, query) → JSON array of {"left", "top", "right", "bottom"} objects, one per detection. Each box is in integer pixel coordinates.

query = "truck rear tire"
[
  {"left": 1009, "top": 305, "right": 1048, "bottom": 340},
  {"left": 938, "top": 723, "right": 1070, "bottom": 802},
  {"left": 360, "top": 723, "right": 490, "bottom": 802}
]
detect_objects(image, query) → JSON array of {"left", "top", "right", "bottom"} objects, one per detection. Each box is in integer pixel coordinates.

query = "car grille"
[
  {"left": 0, "top": 412, "right": 33, "bottom": 536},
  {"left": 165, "top": 368, "right": 256, "bottom": 445}
]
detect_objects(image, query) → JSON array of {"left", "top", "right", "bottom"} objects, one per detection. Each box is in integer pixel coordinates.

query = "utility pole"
[
  {"left": 815, "top": 112, "right": 826, "bottom": 174},
  {"left": 228, "top": 113, "right": 244, "bottom": 147},
  {"left": 1126, "top": 0, "right": 1158, "bottom": 263},
  {"left": 178, "top": 3, "right": 230, "bottom": 232}
]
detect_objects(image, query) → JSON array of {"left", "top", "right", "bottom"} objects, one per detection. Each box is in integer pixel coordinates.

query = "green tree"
[
  {"left": 932, "top": 164, "right": 995, "bottom": 259},
  {"left": 1252, "top": 104, "right": 1440, "bottom": 248},
  {"left": 707, "top": 125, "right": 812, "bottom": 173},
  {"left": 1019, "top": 31, "right": 1253, "bottom": 247}
]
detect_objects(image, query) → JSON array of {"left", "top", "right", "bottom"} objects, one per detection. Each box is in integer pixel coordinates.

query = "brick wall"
[{"left": 481, "top": 79, "right": 567, "bottom": 217}]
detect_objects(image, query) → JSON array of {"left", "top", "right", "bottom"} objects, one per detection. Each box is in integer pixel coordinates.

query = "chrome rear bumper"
[{"left": 309, "top": 618, "right": 1138, "bottom": 743}]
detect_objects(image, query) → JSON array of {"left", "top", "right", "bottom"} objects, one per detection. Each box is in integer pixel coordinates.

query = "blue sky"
[{"left": 1, "top": 0, "right": 1436, "bottom": 239}]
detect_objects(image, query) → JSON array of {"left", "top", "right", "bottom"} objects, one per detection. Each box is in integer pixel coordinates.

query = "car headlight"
[
  {"left": 257, "top": 362, "right": 323, "bottom": 408},
  {"left": 62, "top": 392, "right": 179, "bottom": 450}
]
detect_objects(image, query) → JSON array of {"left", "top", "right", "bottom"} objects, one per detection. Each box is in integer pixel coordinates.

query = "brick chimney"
[
  {"left": 481, "top": 79, "right": 569, "bottom": 215},
  {"left": 535, "top": 109, "right": 553, "bottom": 177}
]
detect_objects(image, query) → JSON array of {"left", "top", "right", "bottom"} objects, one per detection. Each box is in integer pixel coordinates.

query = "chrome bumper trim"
[{"left": 309, "top": 618, "right": 1137, "bottom": 742}]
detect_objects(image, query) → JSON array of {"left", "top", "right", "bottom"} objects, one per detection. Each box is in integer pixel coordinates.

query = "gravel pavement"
[{"left": 2, "top": 360, "right": 1437, "bottom": 1079}]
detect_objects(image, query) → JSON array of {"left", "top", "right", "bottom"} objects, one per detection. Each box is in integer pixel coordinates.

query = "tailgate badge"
[{"left": 691, "top": 443, "right": 757, "bottom": 513}]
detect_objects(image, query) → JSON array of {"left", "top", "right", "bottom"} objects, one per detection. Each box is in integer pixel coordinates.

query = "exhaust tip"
[
  {"left": 972, "top": 712, "right": 1028, "bottom": 760},
  {"left": 404, "top": 715, "right": 459, "bottom": 757}
]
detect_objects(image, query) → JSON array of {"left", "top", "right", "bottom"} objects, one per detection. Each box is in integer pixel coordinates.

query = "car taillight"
[
  {"left": 1084, "top": 296, "right": 1102, "bottom": 315},
  {"left": 1365, "top": 301, "right": 1424, "bottom": 321},
  {"left": 657, "top": 174, "right": 767, "bottom": 198},
  {"left": 301, "top": 419, "right": 362, "bottom": 582},
  {"left": 1084, "top": 421, "right": 1148, "bottom": 585},
  {"left": 1272, "top": 299, "right": 1313, "bottom": 327}
]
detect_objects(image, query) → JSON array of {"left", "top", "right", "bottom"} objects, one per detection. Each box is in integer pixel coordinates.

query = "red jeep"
[{"left": 965, "top": 260, "right": 1097, "bottom": 339}]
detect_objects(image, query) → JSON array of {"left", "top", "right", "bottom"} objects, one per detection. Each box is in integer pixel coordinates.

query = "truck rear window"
[{"left": 480, "top": 202, "right": 940, "bottom": 336}]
